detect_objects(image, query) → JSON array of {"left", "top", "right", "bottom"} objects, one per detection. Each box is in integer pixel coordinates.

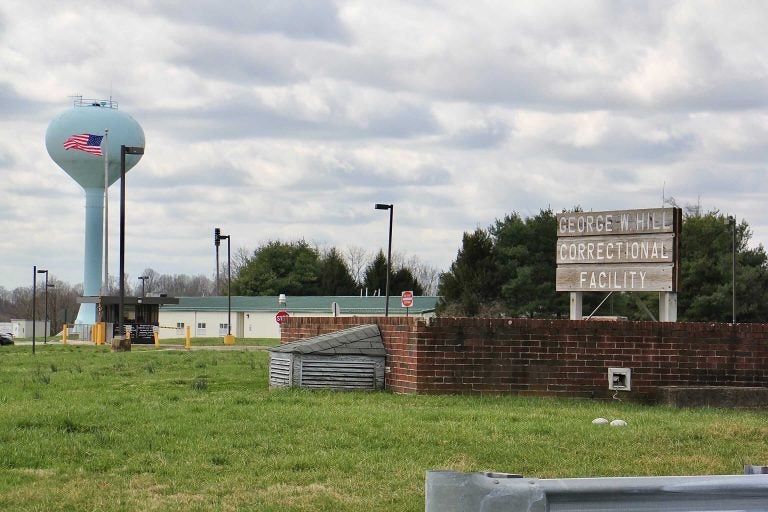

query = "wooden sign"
[
  {"left": 557, "top": 234, "right": 675, "bottom": 265},
  {"left": 557, "top": 208, "right": 677, "bottom": 237},
  {"left": 556, "top": 207, "right": 681, "bottom": 292},
  {"left": 556, "top": 265, "right": 675, "bottom": 292}
]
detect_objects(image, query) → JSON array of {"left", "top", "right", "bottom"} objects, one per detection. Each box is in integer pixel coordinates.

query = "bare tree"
[
  {"left": 344, "top": 245, "right": 371, "bottom": 286},
  {"left": 230, "top": 246, "right": 252, "bottom": 281},
  {"left": 402, "top": 254, "right": 441, "bottom": 296}
]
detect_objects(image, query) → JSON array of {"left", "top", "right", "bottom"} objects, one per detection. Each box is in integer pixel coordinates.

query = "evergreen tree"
[
  {"left": 363, "top": 250, "right": 425, "bottom": 296},
  {"left": 318, "top": 248, "right": 358, "bottom": 295},
  {"left": 231, "top": 240, "right": 321, "bottom": 296},
  {"left": 678, "top": 210, "right": 768, "bottom": 322},
  {"left": 493, "top": 209, "right": 567, "bottom": 318},
  {"left": 391, "top": 267, "right": 424, "bottom": 296},
  {"left": 437, "top": 228, "right": 500, "bottom": 316},
  {"left": 363, "top": 251, "right": 388, "bottom": 296}
]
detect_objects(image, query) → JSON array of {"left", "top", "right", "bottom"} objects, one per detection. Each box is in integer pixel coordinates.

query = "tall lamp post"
[
  {"left": 215, "top": 229, "right": 233, "bottom": 342},
  {"left": 117, "top": 144, "right": 144, "bottom": 350},
  {"left": 375, "top": 203, "right": 394, "bottom": 317},
  {"left": 214, "top": 228, "right": 221, "bottom": 294},
  {"left": 138, "top": 275, "right": 148, "bottom": 297},
  {"left": 36, "top": 269, "right": 48, "bottom": 345},
  {"left": 32, "top": 266, "right": 40, "bottom": 354},
  {"left": 45, "top": 283, "right": 55, "bottom": 344},
  {"left": 727, "top": 215, "right": 736, "bottom": 323}
]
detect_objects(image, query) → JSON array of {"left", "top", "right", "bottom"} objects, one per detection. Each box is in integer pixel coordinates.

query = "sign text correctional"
[{"left": 556, "top": 208, "right": 681, "bottom": 292}]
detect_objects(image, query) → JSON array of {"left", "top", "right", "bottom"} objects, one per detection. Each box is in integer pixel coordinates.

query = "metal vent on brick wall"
[
  {"left": 269, "top": 354, "right": 292, "bottom": 388},
  {"left": 267, "top": 324, "right": 385, "bottom": 391},
  {"left": 300, "top": 359, "right": 377, "bottom": 389}
]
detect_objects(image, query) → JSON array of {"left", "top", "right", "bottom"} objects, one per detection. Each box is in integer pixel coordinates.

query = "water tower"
[{"left": 45, "top": 97, "right": 145, "bottom": 324}]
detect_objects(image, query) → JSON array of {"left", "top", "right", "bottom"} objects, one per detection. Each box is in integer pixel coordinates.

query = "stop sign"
[
  {"left": 401, "top": 291, "right": 414, "bottom": 308},
  {"left": 275, "top": 310, "right": 290, "bottom": 325}
]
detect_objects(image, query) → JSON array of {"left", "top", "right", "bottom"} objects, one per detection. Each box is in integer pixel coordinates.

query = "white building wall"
[
  {"left": 10, "top": 319, "right": 50, "bottom": 338},
  {"left": 159, "top": 308, "right": 436, "bottom": 340},
  {"left": 158, "top": 310, "right": 256, "bottom": 339}
]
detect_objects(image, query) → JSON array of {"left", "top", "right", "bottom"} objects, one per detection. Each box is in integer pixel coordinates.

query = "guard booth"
[{"left": 78, "top": 295, "right": 179, "bottom": 343}]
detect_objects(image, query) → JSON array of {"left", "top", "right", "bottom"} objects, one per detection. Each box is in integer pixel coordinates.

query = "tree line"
[
  {"left": 437, "top": 205, "right": 768, "bottom": 322},
  {"left": 229, "top": 241, "right": 435, "bottom": 297},
  {"left": 6, "top": 206, "right": 765, "bottom": 324},
  {"left": 0, "top": 244, "right": 439, "bottom": 323}
]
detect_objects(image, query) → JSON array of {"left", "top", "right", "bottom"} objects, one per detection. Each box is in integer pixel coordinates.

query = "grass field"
[
  {"left": 18, "top": 336, "right": 281, "bottom": 347},
  {"left": 1, "top": 345, "right": 767, "bottom": 511}
]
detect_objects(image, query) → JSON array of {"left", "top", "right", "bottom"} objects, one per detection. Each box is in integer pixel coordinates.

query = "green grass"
[
  {"left": 0, "top": 345, "right": 766, "bottom": 511},
  {"left": 155, "top": 336, "right": 280, "bottom": 347},
  {"left": 31, "top": 336, "right": 281, "bottom": 347}
]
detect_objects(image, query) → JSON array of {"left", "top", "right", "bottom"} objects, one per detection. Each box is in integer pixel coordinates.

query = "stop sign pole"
[
  {"left": 276, "top": 310, "right": 290, "bottom": 325},
  {"left": 401, "top": 291, "right": 414, "bottom": 317}
]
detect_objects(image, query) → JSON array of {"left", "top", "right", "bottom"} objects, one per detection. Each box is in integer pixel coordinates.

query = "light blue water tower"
[{"left": 45, "top": 97, "right": 145, "bottom": 324}]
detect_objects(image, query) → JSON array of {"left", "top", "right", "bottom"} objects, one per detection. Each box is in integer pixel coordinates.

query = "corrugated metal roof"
[
  {"left": 268, "top": 324, "right": 385, "bottom": 357},
  {"left": 160, "top": 295, "right": 438, "bottom": 314}
]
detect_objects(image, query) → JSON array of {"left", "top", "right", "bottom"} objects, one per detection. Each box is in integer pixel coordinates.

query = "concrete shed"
[{"left": 268, "top": 324, "right": 385, "bottom": 391}]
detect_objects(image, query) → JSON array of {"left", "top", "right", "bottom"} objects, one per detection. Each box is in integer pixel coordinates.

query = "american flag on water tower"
[{"left": 63, "top": 133, "right": 104, "bottom": 156}]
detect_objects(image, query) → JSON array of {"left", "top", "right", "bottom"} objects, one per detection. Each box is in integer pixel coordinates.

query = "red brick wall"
[{"left": 279, "top": 317, "right": 768, "bottom": 400}]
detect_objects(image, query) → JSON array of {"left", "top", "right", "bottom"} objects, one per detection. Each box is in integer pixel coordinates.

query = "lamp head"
[{"left": 375, "top": 203, "right": 392, "bottom": 210}]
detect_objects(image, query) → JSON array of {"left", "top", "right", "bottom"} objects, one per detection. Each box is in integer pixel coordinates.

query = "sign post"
[
  {"left": 275, "top": 310, "right": 290, "bottom": 326},
  {"left": 401, "top": 291, "right": 414, "bottom": 317}
]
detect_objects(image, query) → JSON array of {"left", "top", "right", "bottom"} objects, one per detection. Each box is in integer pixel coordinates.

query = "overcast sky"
[{"left": 2, "top": 1, "right": 768, "bottom": 291}]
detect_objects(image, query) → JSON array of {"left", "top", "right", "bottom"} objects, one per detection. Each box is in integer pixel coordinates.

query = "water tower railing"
[{"left": 71, "top": 96, "right": 118, "bottom": 109}]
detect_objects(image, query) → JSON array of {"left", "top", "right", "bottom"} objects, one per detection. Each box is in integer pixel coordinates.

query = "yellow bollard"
[
  {"left": 154, "top": 331, "right": 160, "bottom": 349},
  {"left": 62, "top": 324, "right": 68, "bottom": 345},
  {"left": 185, "top": 325, "right": 191, "bottom": 351},
  {"left": 224, "top": 334, "right": 235, "bottom": 345}
]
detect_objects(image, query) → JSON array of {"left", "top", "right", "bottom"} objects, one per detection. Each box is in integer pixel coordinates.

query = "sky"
[{"left": 2, "top": 0, "right": 768, "bottom": 291}]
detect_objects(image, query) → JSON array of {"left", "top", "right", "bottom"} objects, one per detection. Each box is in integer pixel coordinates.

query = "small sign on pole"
[
  {"left": 275, "top": 310, "right": 290, "bottom": 325},
  {"left": 401, "top": 291, "right": 414, "bottom": 308}
]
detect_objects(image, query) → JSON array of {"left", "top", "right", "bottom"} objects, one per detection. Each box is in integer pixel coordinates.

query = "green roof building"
[{"left": 159, "top": 295, "right": 438, "bottom": 339}]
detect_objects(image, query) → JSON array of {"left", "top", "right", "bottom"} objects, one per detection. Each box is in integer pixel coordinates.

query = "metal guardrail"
[{"left": 425, "top": 470, "right": 768, "bottom": 512}]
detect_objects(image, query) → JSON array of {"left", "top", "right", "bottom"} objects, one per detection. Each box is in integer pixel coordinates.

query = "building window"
[
  {"left": 176, "top": 322, "right": 184, "bottom": 336},
  {"left": 218, "top": 323, "right": 228, "bottom": 336},
  {"left": 196, "top": 322, "right": 206, "bottom": 336}
]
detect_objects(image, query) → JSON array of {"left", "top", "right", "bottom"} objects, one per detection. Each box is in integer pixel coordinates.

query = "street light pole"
[
  {"left": 118, "top": 144, "right": 144, "bottom": 351},
  {"left": 219, "top": 233, "right": 231, "bottom": 335},
  {"left": 375, "top": 203, "right": 394, "bottom": 317},
  {"left": 730, "top": 216, "right": 736, "bottom": 323},
  {"left": 36, "top": 269, "right": 48, "bottom": 345},
  {"left": 214, "top": 228, "right": 221, "bottom": 294},
  {"left": 138, "top": 276, "right": 148, "bottom": 297},
  {"left": 45, "top": 283, "right": 54, "bottom": 344},
  {"left": 32, "top": 266, "right": 37, "bottom": 354}
]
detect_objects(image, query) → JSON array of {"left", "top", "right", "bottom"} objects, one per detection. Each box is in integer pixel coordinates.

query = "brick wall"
[{"left": 280, "top": 316, "right": 768, "bottom": 401}]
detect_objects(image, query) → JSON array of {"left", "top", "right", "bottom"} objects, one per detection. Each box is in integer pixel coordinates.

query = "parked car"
[{"left": 0, "top": 332, "right": 14, "bottom": 346}]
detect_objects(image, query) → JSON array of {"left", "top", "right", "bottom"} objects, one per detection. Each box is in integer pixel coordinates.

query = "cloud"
[
  {"left": 149, "top": 0, "right": 348, "bottom": 41},
  {"left": 2, "top": 0, "right": 768, "bottom": 291},
  {"left": 136, "top": 87, "right": 439, "bottom": 142}
]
